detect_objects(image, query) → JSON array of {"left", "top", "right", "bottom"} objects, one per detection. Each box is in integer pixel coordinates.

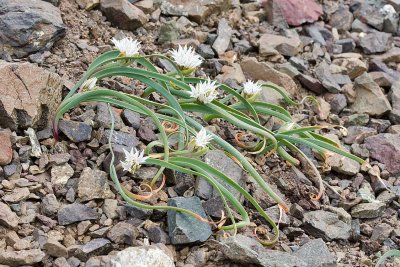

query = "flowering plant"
[{"left": 54, "top": 39, "right": 364, "bottom": 245}]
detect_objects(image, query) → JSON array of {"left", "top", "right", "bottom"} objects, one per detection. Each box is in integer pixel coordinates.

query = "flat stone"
[
  {"left": 335, "top": 39, "right": 355, "bottom": 53},
  {"left": 359, "top": 32, "right": 392, "bottom": 55},
  {"left": 315, "top": 61, "right": 341, "bottom": 93},
  {"left": 353, "top": 3, "right": 384, "bottom": 31},
  {"left": 329, "top": 4, "right": 353, "bottom": 31},
  {"left": 389, "top": 81, "right": 400, "bottom": 124},
  {"left": 121, "top": 110, "right": 141, "bottom": 130},
  {"left": 275, "top": 0, "right": 322, "bottom": 26},
  {"left": 0, "top": 61, "right": 63, "bottom": 130},
  {"left": 125, "top": 205, "right": 153, "bottom": 219},
  {"left": 59, "top": 120, "right": 92, "bottom": 142},
  {"left": 51, "top": 163, "right": 74, "bottom": 185},
  {"left": 332, "top": 58, "right": 366, "bottom": 79},
  {"left": 343, "top": 126, "right": 377, "bottom": 144},
  {"left": 2, "top": 187, "right": 30, "bottom": 203},
  {"left": 58, "top": 203, "right": 98, "bottom": 225},
  {"left": 328, "top": 153, "right": 360, "bottom": 176},
  {"left": 0, "top": 129, "right": 12, "bottom": 166},
  {"left": 351, "top": 202, "right": 386, "bottom": 218},
  {"left": 365, "top": 133, "right": 400, "bottom": 175},
  {"left": 293, "top": 238, "right": 336, "bottom": 267},
  {"left": 196, "top": 44, "right": 215, "bottom": 59},
  {"left": 78, "top": 167, "right": 115, "bottom": 201},
  {"left": 44, "top": 239, "right": 68, "bottom": 258},
  {"left": 297, "top": 73, "right": 324, "bottom": 94},
  {"left": 73, "top": 238, "right": 112, "bottom": 261},
  {"left": 112, "top": 245, "right": 174, "bottom": 267},
  {"left": 259, "top": 33, "right": 301, "bottom": 57},
  {"left": 167, "top": 196, "right": 212, "bottom": 244},
  {"left": 212, "top": 18, "right": 232, "bottom": 56},
  {"left": 0, "top": 249, "right": 45, "bottom": 266},
  {"left": 103, "top": 199, "right": 118, "bottom": 219},
  {"left": 303, "top": 210, "right": 351, "bottom": 241},
  {"left": 107, "top": 222, "right": 139, "bottom": 245},
  {"left": 0, "top": 201, "right": 19, "bottom": 229},
  {"left": 95, "top": 102, "right": 124, "bottom": 130}
]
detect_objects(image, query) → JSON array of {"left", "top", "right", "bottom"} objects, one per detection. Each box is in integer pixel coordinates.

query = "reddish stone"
[
  {"left": 275, "top": 0, "right": 323, "bottom": 26},
  {"left": 0, "top": 129, "right": 12, "bottom": 166}
]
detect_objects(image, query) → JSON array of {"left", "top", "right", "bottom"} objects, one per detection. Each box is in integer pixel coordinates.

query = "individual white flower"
[
  {"left": 80, "top": 77, "right": 98, "bottom": 91},
  {"left": 170, "top": 45, "right": 203, "bottom": 70},
  {"left": 243, "top": 80, "right": 262, "bottom": 96},
  {"left": 112, "top": 37, "right": 141, "bottom": 57},
  {"left": 195, "top": 128, "right": 213, "bottom": 148},
  {"left": 120, "top": 148, "right": 148, "bottom": 173},
  {"left": 189, "top": 79, "right": 218, "bottom": 103}
]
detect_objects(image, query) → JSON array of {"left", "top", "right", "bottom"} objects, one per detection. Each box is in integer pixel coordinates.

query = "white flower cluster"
[
  {"left": 189, "top": 78, "right": 218, "bottom": 103},
  {"left": 80, "top": 77, "right": 97, "bottom": 91},
  {"left": 120, "top": 148, "right": 149, "bottom": 173},
  {"left": 170, "top": 45, "right": 203, "bottom": 70},
  {"left": 112, "top": 37, "right": 141, "bottom": 57},
  {"left": 195, "top": 128, "right": 213, "bottom": 148},
  {"left": 243, "top": 80, "right": 262, "bottom": 96}
]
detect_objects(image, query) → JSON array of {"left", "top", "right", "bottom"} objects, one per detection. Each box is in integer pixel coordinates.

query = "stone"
[
  {"left": 274, "top": 0, "right": 323, "bottom": 26},
  {"left": 0, "top": 129, "right": 12, "bottom": 166},
  {"left": 389, "top": 81, "right": 400, "bottom": 124},
  {"left": 44, "top": 239, "right": 68, "bottom": 258},
  {"left": 158, "top": 20, "right": 179, "bottom": 44},
  {"left": 160, "top": 0, "right": 229, "bottom": 23},
  {"left": 195, "top": 150, "right": 245, "bottom": 201},
  {"left": 327, "top": 94, "right": 347, "bottom": 114},
  {"left": 220, "top": 234, "right": 306, "bottom": 267},
  {"left": 196, "top": 44, "right": 215, "bottom": 59},
  {"left": 95, "top": 103, "right": 124, "bottom": 130},
  {"left": 369, "top": 59, "right": 400, "bottom": 82},
  {"left": 217, "top": 64, "right": 246, "bottom": 84},
  {"left": 167, "top": 196, "right": 212, "bottom": 244},
  {"left": 0, "top": 249, "right": 45, "bottom": 266},
  {"left": 328, "top": 153, "right": 360, "bottom": 176},
  {"left": 58, "top": 120, "right": 92, "bottom": 143},
  {"left": 351, "top": 202, "right": 386, "bottom": 218},
  {"left": 125, "top": 205, "right": 153, "bottom": 219},
  {"left": 353, "top": 3, "right": 385, "bottom": 30},
  {"left": 0, "top": 0, "right": 65, "bottom": 58},
  {"left": 315, "top": 61, "right": 341, "bottom": 93},
  {"left": 74, "top": 238, "right": 112, "bottom": 261},
  {"left": 305, "top": 25, "right": 326, "bottom": 46},
  {"left": 377, "top": 47, "right": 400, "bottom": 63},
  {"left": 369, "top": 71, "right": 395, "bottom": 87},
  {"left": 332, "top": 58, "right": 366, "bottom": 79},
  {"left": 293, "top": 238, "right": 336, "bottom": 267},
  {"left": 343, "top": 126, "right": 377, "bottom": 144},
  {"left": 350, "top": 73, "right": 391, "bottom": 117},
  {"left": 0, "top": 201, "right": 19, "bottom": 229},
  {"left": 259, "top": 33, "right": 301, "bottom": 57},
  {"left": 371, "top": 223, "right": 393, "bottom": 242},
  {"left": 78, "top": 167, "right": 115, "bottom": 201},
  {"left": 329, "top": 4, "right": 353, "bottom": 31},
  {"left": 369, "top": 118, "right": 391, "bottom": 133},
  {"left": 135, "top": 0, "right": 154, "bottom": 13},
  {"left": 241, "top": 57, "right": 297, "bottom": 96},
  {"left": 51, "top": 164, "right": 74, "bottom": 185},
  {"left": 336, "top": 39, "right": 355, "bottom": 53},
  {"left": 0, "top": 61, "right": 63, "bottom": 130},
  {"left": 107, "top": 222, "right": 139, "bottom": 245},
  {"left": 121, "top": 110, "right": 141, "bottom": 130},
  {"left": 297, "top": 73, "right": 324, "bottom": 94},
  {"left": 365, "top": 134, "right": 400, "bottom": 175},
  {"left": 212, "top": 18, "right": 232, "bottom": 56},
  {"left": 100, "top": 129, "right": 139, "bottom": 149},
  {"left": 359, "top": 32, "right": 392, "bottom": 55},
  {"left": 58, "top": 203, "right": 98, "bottom": 225},
  {"left": 112, "top": 245, "right": 174, "bottom": 267},
  {"left": 103, "top": 199, "right": 118, "bottom": 219},
  {"left": 100, "top": 0, "right": 148, "bottom": 31},
  {"left": 303, "top": 210, "right": 351, "bottom": 241},
  {"left": 2, "top": 187, "right": 30, "bottom": 203}
]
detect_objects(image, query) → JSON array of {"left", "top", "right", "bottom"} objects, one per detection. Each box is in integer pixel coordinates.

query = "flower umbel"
[
  {"left": 243, "top": 80, "right": 262, "bottom": 97},
  {"left": 80, "top": 77, "right": 97, "bottom": 91},
  {"left": 120, "top": 148, "right": 149, "bottom": 174},
  {"left": 189, "top": 78, "right": 218, "bottom": 103},
  {"left": 170, "top": 45, "right": 202, "bottom": 70},
  {"left": 195, "top": 128, "right": 213, "bottom": 148},
  {"left": 112, "top": 37, "right": 141, "bottom": 57}
]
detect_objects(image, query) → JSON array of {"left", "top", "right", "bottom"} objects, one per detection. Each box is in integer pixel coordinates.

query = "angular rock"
[
  {"left": 293, "top": 238, "right": 336, "bottom": 267},
  {"left": 274, "top": 0, "right": 323, "bottom": 26},
  {"left": 99, "top": 129, "right": 139, "bottom": 148},
  {"left": 389, "top": 81, "right": 400, "bottom": 124},
  {"left": 100, "top": 0, "right": 148, "bottom": 31},
  {"left": 259, "top": 33, "right": 301, "bottom": 57},
  {"left": 196, "top": 44, "right": 215, "bottom": 59},
  {"left": 0, "top": 249, "right": 45, "bottom": 266},
  {"left": 95, "top": 102, "right": 124, "bottom": 130},
  {"left": 51, "top": 163, "right": 74, "bottom": 185},
  {"left": 158, "top": 20, "right": 179, "bottom": 44},
  {"left": 59, "top": 120, "right": 92, "bottom": 143},
  {"left": 41, "top": 194, "right": 61, "bottom": 217},
  {"left": 329, "top": 4, "right": 353, "bottom": 31},
  {"left": 78, "top": 168, "right": 115, "bottom": 202},
  {"left": 241, "top": 57, "right": 297, "bottom": 95},
  {"left": 332, "top": 57, "right": 366, "bottom": 79},
  {"left": 125, "top": 205, "right": 153, "bottom": 219},
  {"left": 359, "top": 32, "right": 392, "bottom": 55},
  {"left": 74, "top": 238, "right": 112, "bottom": 261},
  {"left": 365, "top": 134, "right": 400, "bottom": 175},
  {"left": 297, "top": 73, "right": 324, "bottom": 94},
  {"left": 2, "top": 187, "right": 30, "bottom": 203},
  {"left": 167, "top": 196, "right": 212, "bottom": 244},
  {"left": 44, "top": 239, "right": 68, "bottom": 258},
  {"left": 328, "top": 153, "right": 360, "bottom": 176},
  {"left": 58, "top": 203, "right": 98, "bottom": 225},
  {"left": 343, "top": 126, "right": 377, "bottom": 144},
  {"left": 353, "top": 3, "right": 384, "bottom": 31},
  {"left": 212, "top": 18, "right": 232, "bottom": 56},
  {"left": 315, "top": 61, "right": 341, "bottom": 93},
  {"left": 112, "top": 245, "right": 174, "bottom": 267},
  {"left": 0, "top": 201, "right": 19, "bottom": 229},
  {"left": 103, "top": 199, "right": 119, "bottom": 219},
  {"left": 121, "top": 110, "right": 141, "bottom": 130},
  {"left": 107, "top": 222, "right": 139, "bottom": 245},
  {"left": 0, "top": 0, "right": 66, "bottom": 58},
  {"left": 303, "top": 210, "right": 351, "bottom": 241},
  {"left": 351, "top": 202, "right": 386, "bottom": 218},
  {"left": 350, "top": 73, "right": 391, "bottom": 116},
  {"left": 0, "top": 129, "right": 12, "bottom": 166},
  {"left": 0, "top": 61, "right": 63, "bottom": 130}
]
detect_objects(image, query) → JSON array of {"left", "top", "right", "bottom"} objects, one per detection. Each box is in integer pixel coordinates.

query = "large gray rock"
[
  {"left": 78, "top": 167, "right": 115, "bottom": 201},
  {"left": 0, "top": 61, "right": 63, "bottom": 130},
  {"left": 0, "top": 0, "right": 66, "bottom": 58},
  {"left": 212, "top": 18, "right": 232, "bottom": 56},
  {"left": 293, "top": 238, "right": 337, "bottom": 267},
  {"left": 111, "top": 245, "right": 174, "bottom": 267},
  {"left": 0, "top": 249, "right": 45, "bottom": 266},
  {"left": 259, "top": 33, "right": 301, "bottom": 57},
  {"left": 167, "top": 196, "right": 212, "bottom": 244},
  {"left": 365, "top": 133, "right": 400, "bottom": 175},
  {"left": 58, "top": 203, "right": 99, "bottom": 225},
  {"left": 350, "top": 202, "right": 386, "bottom": 218},
  {"left": 359, "top": 32, "right": 392, "bottom": 55}
]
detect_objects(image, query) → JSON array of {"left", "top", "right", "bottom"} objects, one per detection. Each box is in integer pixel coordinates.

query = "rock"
[
  {"left": 121, "top": 110, "right": 141, "bottom": 130},
  {"left": 0, "top": 129, "right": 12, "bottom": 166},
  {"left": 0, "top": 201, "right": 19, "bottom": 229},
  {"left": 0, "top": 61, "right": 63, "bottom": 130},
  {"left": 328, "top": 153, "right": 360, "bottom": 176},
  {"left": 196, "top": 44, "right": 215, "bottom": 59},
  {"left": 297, "top": 73, "right": 324, "bottom": 94},
  {"left": 259, "top": 33, "right": 300, "bottom": 57},
  {"left": 138, "top": 123, "right": 157, "bottom": 142},
  {"left": 217, "top": 64, "right": 246, "bottom": 84},
  {"left": 0, "top": 0, "right": 65, "bottom": 58},
  {"left": 160, "top": 0, "right": 229, "bottom": 23},
  {"left": 2, "top": 188, "right": 30, "bottom": 203},
  {"left": 365, "top": 134, "right": 400, "bottom": 175},
  {"left": 58, "top": 120, "right": 92, "bottom": 143},
  {"left": 95, "top": 103, "right": 124, "bottom": 130},
  {"left": 351, "top": 202, "right": 386, "bottom": 218},
  {"left": 0, "top": 249, "right": 45, "bottom": 266},
  {"left": 315, "top": 61, "right": 341, "bottom": 93},
  {"left": 371, "top": 223, "right": 393, "bottom": 242},
  {"left": 103, "top": 199, "right": 118, "bottom": 219},
  {"left": 346, "top": 114, "right": 370, "bottom": 126},
  {"left": 327, "top": 94, "right": 347, "bottom": 114},
  {"left": 158, "top": 21, "right": 179, "bottom": 44},
  {"left": 353, "top": 3, "right": 384, "bottom": 31},
  {"left": 241, "top": 57, "right": 297, "bottom": 95},
  {"left": 329, "top": 4, "right": 353, "bottom": 31},
  {"left": 100, "top": 0, "right": 148, "bottom": 31},
  {"left": 220, "top": 234, "right": 306, "bottom": 267},
  {"left": 377, "top": 47, "right": 400, "bottom": 63},
  {"left": 107, "top": 222, "right": 139, "bottom": 245},
  {"left": 359, "top": 32, "right": 392, "bottom": 55},
  {"left": 74, "top": 238, "right": 112, "bottom": 261},
  {"left": 303, "top": 210, "right": 351, "bottom": 241},
  {"left": 350, "top": 73, "right": 391, "bottom": 117},
  {"left": 51, "top": 164, "right": 74, "bottom": 185},
  {"left": 343, "top": 126, "right": 377, "bottom": 144},
  {"left": 41, "top": 194, "right": 60, "bottom": 217},
  {"left": 196, "top": 150, "right": 245, "bottom": 201},
  {"left": 58, "top": 203, "right": 98, "bottom": 225},
  {"left": 336, "top": 39, "right": 356, "bottom": 53},
  {"left": 274, "top": 0, "right": 323, "bottom": 26},
  {"left": 332, "top": 57, "right": 366, "bottom": 79},
  {"left": 78, "top": 167, "right": 115, "bottom": 201},
  {"left": 44, "top": 239, "right": 68, "bottom": 258},
  {"left": 212, "top": 18, "right": 232, "bottom": 56},
  {"left": 369, "top": 118, "right": 391, "bottom": 133},
  {"left": 389, "top": 81, "right": 400, "bottom": 124},
  {"left": 135, "top": 0, "right": 154, "bottom": 13},
  {"left": 125, "top": 205, "right": 153, "bottom": 219},
  {"left": 293, "top": 238, "right": 336, "bottom": 267},
  {"left": 369, "top": 71, "right": 395, "bottom": 87},
  {"left": 305, "top": 25, "right": 326, "bottom": 46},
  {"left": 100, "top": 129, "right": 139, "bottom": 149},
  {"left": 112, "top": 245, "right": 174, "bottom": 267},
  {"left": 167, "top": 196, "right": 212, "bottom": 244}
]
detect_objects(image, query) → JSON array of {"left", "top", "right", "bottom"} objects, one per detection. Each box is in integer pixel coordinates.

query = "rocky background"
[{"left": 0, "top": 0, "right": 400, "bottom": 266}]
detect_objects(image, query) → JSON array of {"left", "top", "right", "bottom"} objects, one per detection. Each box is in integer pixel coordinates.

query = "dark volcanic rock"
[
  {"left": 73, "top": 238, "right": 112, "bottom": 261},
  {"left": 59, "top": 120, "right": 92, "bottom": 143},
  {"left": 293, "top": 239, "right": 336, "bottom": 267},
  {"left": 359, "top": 32, "right": 392, "bottom": 55},
  {"left": 58, "top": 203, "right": 99, "bottom": 225}
]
